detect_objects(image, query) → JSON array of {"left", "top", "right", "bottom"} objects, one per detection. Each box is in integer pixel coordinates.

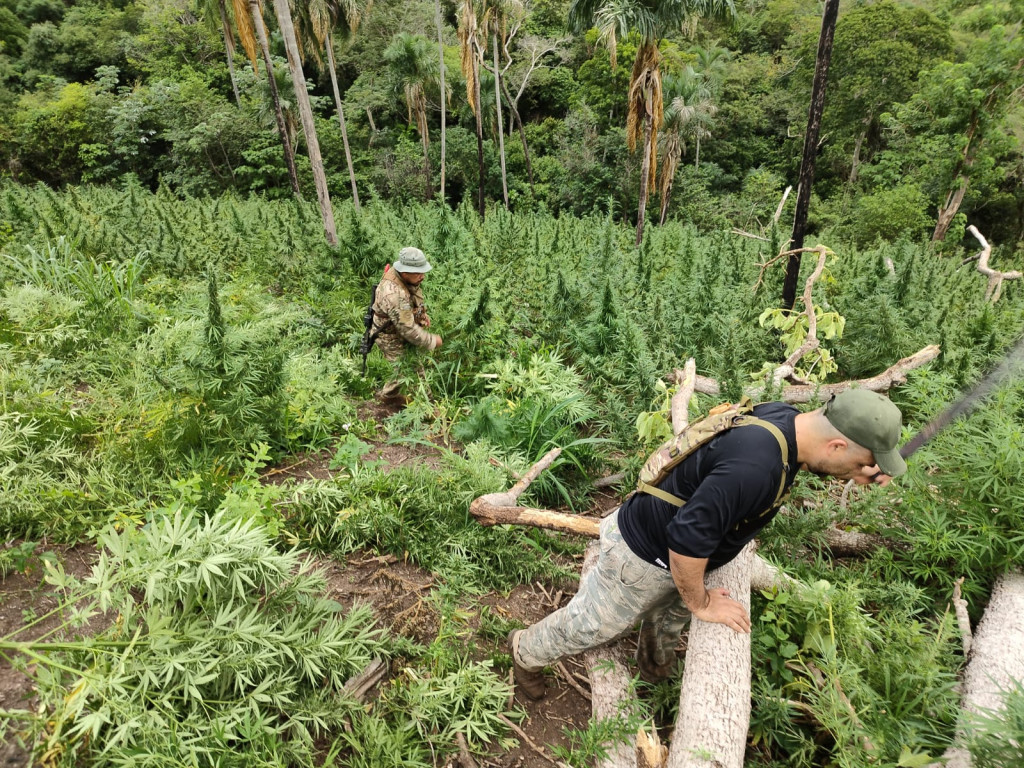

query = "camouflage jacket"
[{"left": 371, "top": 267, "right": 440, "bottom": 361}]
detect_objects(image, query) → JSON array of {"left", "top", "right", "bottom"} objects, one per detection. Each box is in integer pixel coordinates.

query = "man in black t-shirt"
[{"left": 507, "top": 389, "right": 906, "bottom": 700}]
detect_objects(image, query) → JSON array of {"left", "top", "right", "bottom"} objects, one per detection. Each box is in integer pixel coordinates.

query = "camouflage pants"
[{"left": 514, "top": 508, "right": 690, "bottom": 671}]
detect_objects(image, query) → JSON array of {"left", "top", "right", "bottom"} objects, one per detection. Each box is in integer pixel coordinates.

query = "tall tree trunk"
[
  {"left": 848, "top": 114, "right": 871, "bottom": 184},
  {"left": 419, "top": 98, "right": 433, "bottom": 200},
  {"left": 271, "top": 0, "right": 338, "bottom": 246},
  {"left": 493, "top": 34, "right": 509, "bottom": 210},
  {"left": 249, "top": 0, "right": 301, "bottom": 198},
  {"left": 497, "top": 78, "right": 536, "bottom": 193},
  {"left": 473, "top": 47, "right": 486, "bottom": 217},
  {"left": 782, "top": 0, "right": 839, "bottom": 310},
  {"left": 218, "top": 0, "right": 242, "bottom": 108},
  {"left": 434, "top": 0, "right": 446, "bottom": 201},
  {"left": 931, "top": 113, "right": 979, "bottom": 242},
  {"left": 325, "top": 34, "right": 360, "bottom": 211},
  {"left": 635, "top": 92, "right": 654, "bottom": 247},
  {"left": 933, "top": 177, "right": 970, "bottom": 241},
  {"left": 659, "top": 163, "right": 675, "bottom": 226},
  {"left": 694, "top": 134, "right": 701, "bottom": 169}
]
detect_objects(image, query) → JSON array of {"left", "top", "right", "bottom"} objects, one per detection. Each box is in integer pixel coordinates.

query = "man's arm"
[
  {"left": 669, "top": 550, "right": 751, "bottom": 634},
  {"left": 385, "top": 302, "right": 440, "bottom": 350}
]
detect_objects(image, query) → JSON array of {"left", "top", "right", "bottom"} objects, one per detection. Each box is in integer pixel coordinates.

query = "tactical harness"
[{"left": 636, "top": 397, "right": 791, "bottom": 529}]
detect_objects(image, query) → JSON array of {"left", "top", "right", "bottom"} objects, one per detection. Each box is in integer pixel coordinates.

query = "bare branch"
[
  {"left": 952, "top": 577, "right": 973, "bottom": 658},
  {"left": 671, "top": 359, "right": 697, "bottom": 435},
  {"left": 969, "top": 224, "right": 1021, "bottom": 303}
]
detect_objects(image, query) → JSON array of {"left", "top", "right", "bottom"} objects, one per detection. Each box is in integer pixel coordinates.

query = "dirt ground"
[{"left": 0, "top": 401, "right": 639, "bottom": 768}]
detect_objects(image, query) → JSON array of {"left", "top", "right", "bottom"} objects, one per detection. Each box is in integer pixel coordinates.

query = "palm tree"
[
  {"left": 244, "top": 0, "right": 302, "bottom": 197},
  {"left": 434, "top": 0, "right": 448, "bottom": 200},
  {"left": 385, "top": 32, "right": 443, "bottom": 200},
  {"left": 458, "top": 0, "right": 487, "bottom": 216},
  {"left": 658, "top": 67, "right": 716, "bottom": 224},
  {"left": 203, "top": 0, "right": 244, "bottom": 106},
  {"left": 271, "top": 0, "right": 338, "bottom": 245},
  {"left": 299, "top": 0, "right": 362, "bottom": 210},
  {"left": 568, "top": 0, "right": 734, "bottom": 245}
]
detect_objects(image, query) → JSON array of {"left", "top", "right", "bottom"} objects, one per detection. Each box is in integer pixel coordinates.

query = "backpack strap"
[
  {"left": 639, "top": 416, "right": 790, "bottom": 508},
  {"left": 636, "top": 480, "right": 687, "bottom": 507},
  {"left": 733, "top": 415, "right": 791, "bottom": 507}
]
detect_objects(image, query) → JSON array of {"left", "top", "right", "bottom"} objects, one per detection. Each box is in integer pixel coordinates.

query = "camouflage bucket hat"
[
  {"left": 824, "top": 389, "right": 907, "bottom": 477},
  {"left": 393, "top": 247, "right": 432, "bottom": 273}
]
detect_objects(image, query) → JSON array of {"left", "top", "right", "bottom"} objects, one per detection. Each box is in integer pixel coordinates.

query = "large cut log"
[
  {"left": 692, "top": 345, "right": 940, "bottom": 403},
  {"left": 928, "top": 572, "right": 1024, "bottom": 768},
  {"left": 668, "top": 543, "right": 754, "bottom": 768}
]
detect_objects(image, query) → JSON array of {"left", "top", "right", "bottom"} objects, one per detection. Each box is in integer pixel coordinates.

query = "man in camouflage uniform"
[{"left": 371, "top": 247, "right": 442, "bottom": 400}]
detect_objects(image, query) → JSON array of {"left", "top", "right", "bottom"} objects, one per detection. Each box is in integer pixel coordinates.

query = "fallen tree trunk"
[
  {"left": 668, "top": 543, "right": 754, "bottom": 768},
  {"left": 928, "top": 572, "right": 1024, "bottom": 768},
  {"left": 692, "top": 345, "right": 940, "bottom": 403}
]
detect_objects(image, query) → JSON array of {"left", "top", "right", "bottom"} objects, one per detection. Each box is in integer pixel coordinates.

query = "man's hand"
[
  {"left": 434, "top": 336, "right": 443, "bottom": 349},
  {"left": 692, "top": 587, "right": 750, "bottom": 634},
  {"left": 423, "top": 314, "right": 431, "bottom": 328},
  {"left": 670, "top": 551, "right": 751, "bottom": 635}
]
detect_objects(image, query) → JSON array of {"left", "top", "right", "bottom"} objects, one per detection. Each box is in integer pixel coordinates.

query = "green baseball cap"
[
  {"left": 824, "top": 389, "right": 907, "bottom": 477},
  {"left": 394, "top": 247, "right": 432, "bottom": 273}
]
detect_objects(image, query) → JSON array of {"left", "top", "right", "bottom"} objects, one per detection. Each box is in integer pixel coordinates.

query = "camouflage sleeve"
[{"left": 380, "top": 284, "right": 438, "bottom": 350}]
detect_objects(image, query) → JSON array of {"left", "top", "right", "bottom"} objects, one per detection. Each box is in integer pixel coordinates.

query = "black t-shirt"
[{"left": 618, "top": 402, "right": 799, "bottom": 571}]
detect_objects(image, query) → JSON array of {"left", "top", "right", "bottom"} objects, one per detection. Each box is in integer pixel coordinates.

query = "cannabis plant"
[{"left": 10, "top": 507, "right": 388, "bottom": 767}]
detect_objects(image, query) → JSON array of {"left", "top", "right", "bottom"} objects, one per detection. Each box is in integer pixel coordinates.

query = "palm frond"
[{"left": 232, "top": 0, "right": 260, "bottom": 72}]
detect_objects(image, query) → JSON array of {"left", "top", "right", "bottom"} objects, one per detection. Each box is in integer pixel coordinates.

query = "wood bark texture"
[
  {"left": 968, "top": 225, "right": 1021, "bottom": 303},
  {"left": 692, "top": 345, "right": 940, "bottom": 402},
  {"left": 671, "top": 359, "right": 697, "bottom": 435},
  {"left": 271, "top": 0, "right": 338, "bottom": 245},
  {"left": 782, "top": 0, "right": 839, "bottom": 308},
  {"left": 249, "top": 0, "right": 301, "bottom": 198},
  {"left": 668, "top": 543, "right": 754, "bottom": 768},
  {"left": 929, "top": 572, "right": 1024, "bottom": 768}
]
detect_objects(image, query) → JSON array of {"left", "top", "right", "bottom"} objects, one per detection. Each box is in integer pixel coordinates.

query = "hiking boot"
[
  {"left": 507, "top": 630, "right": 546, "bottom": 700},
  {"left": 636, "top": 623, "right": 677, "bottom": 684}
]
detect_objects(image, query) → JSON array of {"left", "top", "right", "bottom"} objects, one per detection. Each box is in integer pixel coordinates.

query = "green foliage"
[
  {"left": 967, "top": 679, "right": 1024, "bottom": 767},
  {"left": 2, "top": 184, "right": 1024, "bottom": 767},
  {"left": 13, "top": 507, "right": 390, "bottom": 767}
]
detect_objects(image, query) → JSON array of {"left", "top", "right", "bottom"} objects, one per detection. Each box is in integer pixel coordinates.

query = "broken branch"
[
  {"left": 671, "top": 359, "right": 697, "bottom": 435},
  {"left": 692, "top": 345, "right": 940, "bottom": 402}
]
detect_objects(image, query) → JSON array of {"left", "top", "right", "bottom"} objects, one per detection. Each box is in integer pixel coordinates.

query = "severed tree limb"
[
  {"left": 343, "top": 657, "right": 387, "bottom": 702},
  {"left": 968, "top": 225, "right": 1021, "bottom": 304},
  {"left": 594, "top": 472, "right": 626, "bottom": 489},
  {"left": 952, "top": 577, "right": 973, "bottom": 658},
  {"left": 637, "top": 727, "right": 669, "bottom": 768},
  {"left": 692, "top": 345, "right": 940, "bottom": 403},
  {"left": 456, "top": 732, "right": 479, "bottom": 768},
  {"left": 774, "top": 245, "right": 830, "bottom": 387},
  {"left": 821, "top": 528, "right": 889, "bottom": 557},
  {"left": 671, "top": 359, "right": 697, "bottom": 435}
]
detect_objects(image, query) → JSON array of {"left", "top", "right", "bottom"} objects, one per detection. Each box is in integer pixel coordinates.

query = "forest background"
[
  {"left": 2, "top": 0, "right": 1024, "bottom": 767},
  {"left": 0, "top": 0, "right": 1022, "bottom": 247}
]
